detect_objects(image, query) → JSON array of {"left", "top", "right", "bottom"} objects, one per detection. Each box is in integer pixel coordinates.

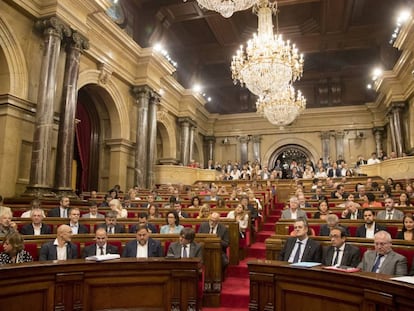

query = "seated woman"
[
  {"left": 160, "top": 211, "right": 184, "bottom": 234},
  {"left": 215, "top": 198, "right": 227, "bottom": 209},
  {"left": 188, "top": 196, "right": 202, "bottom": 209},
  {"left": 314, "top": 200, "right": 331, "bottom": 220},
  {"left": 226, "top": 204, "right": 249, "bottom": 238},
  {"left": 396, "top": 213, "right": 414, "bottom": 240},
  {"left": 197, "top": 204, "right": 211, "bottom": 219},
  {"left": 148, "top": 204, "right": 161, "bottom": 220},
  {"left": 109, "top": 199, "right": 127, "bottom": 218},
  {"left": 362, "top": 192, "right": 383, "bottom": 208},
  {"left": 395, "top": 192, "right": 413, "bottom": 208},
  {"left": 0, "top": 232, "right": 33, "bottom": 264}
]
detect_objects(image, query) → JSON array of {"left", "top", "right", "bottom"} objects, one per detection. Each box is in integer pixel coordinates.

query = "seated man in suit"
[
  {"left": 122, "top": 224, "right": 163, "bottom": 258},
  {"left": 68, "top": 207, "right": 89, "bottom": 234},
  {"left": 173, "top": 201, "right": 189, "bottom": 218},
  {"left": 377, "top": 198, "right": 404, "bottom": 220},
  {"left": 0, "top": 210, "right": 17, "bottom": 237},
  {"left": 322, "top": 226, "right": 360, "bottom": 267},
  {"left": 356, "top": 208, "right": 387, "bottom": 238},
  {"left": 358, "top": 230, "right": 407, "bottom": 276},
  {"left": 97, "top": 211, "right": 125, "bottom": 234},
  {"left": 198, "top": 211, "right": 229, "bottom": 267},
  {"left": 82, "top": 227, "right": 119, "bottom": 258},
  {"left": 129, "top": 212, "right": 158, "bottom": 233},
  {"left": 20, "top": 208, "right": 52, "bottom": 235},
  {"left": 279, "top": 217, "right": 322, "bottom": 263},
  {"left": 281, "top": 196, "right": 307, "bottom": 220},
  {"left": 81, "top": 201, "right": 105, "bottom": 219},
  {"left": 319, "top": 214, "right": 349, "bottom": 237},
  {"left": 48, "top": 196, "right": 70, "bottom": 218},
  {"left": 166, "top": 227, "right": 202, "bottom": 259},
  {"left": 39, "top": 224, "right": 78, "bottom": 261},
  {"left": 341, "top": 201, "right": 363, "bottom": 220}
]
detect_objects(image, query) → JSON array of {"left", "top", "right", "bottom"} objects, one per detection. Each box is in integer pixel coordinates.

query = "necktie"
[
  {"left": 386, "top": 213, "right": 392, "bottom": 220},
  {"left": 182, "top": 245, "right": 187, "bottom": 258},
  {"left": 371, "top": 254, "right": 384, "bottom": 272},
  {"left": 332, "top": 248, "right": 341, "bottom": 266},
  {"left": 100, "top": 246, "right": 104, "bottom": 255},
  {"left": 292, "top": 241, "right": 302, "bottom": 263}
]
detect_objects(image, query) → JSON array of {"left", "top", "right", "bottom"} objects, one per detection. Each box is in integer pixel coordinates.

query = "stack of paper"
[{"left": 85, "top": 254, "right": 121, "bottom": 261}]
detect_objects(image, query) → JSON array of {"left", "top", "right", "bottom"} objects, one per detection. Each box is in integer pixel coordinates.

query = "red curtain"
[{"left": 75, "top": 103, "right": 91, "bottom": 192}]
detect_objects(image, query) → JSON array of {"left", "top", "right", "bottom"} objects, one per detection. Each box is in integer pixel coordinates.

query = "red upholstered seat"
[{"left": 24, "top": 243, "right": 39, "bottom": 261}]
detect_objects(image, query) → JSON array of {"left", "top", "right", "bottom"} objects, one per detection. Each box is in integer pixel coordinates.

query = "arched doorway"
[{"left": 268, "top": 144, "right": 314, "bottom": 178}]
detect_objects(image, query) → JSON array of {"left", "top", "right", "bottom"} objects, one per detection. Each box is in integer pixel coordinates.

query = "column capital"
[
  {"left": 372, "top": 126, "right": 385, "bottom": 134},
  {"left": 320, "top": 131, "right": 331, "bottom": 140},
  {"left": 35, "top": 17, "right": 71, "bottom": 40},
  {"left": 204, "top": 136, "right": 216, "bottom": 143},
  {"left": 334, "top": 131, "right": 345, "bottom": 139},
  {"left": 149, "top": 92, "right": 161, "bottom": 105},
  {"left": 130, "top": 85, "right": 155, "bottom": 101},
  {"left": 238, "top": 135, "right": 250, "bottom": 144},
  {"left": 178, "top": 117, "right": 196, "bottom": 127},
  {"left": 66, "top": 31, "right": 89, "bottom": 52},
  {"left": 387, "top": 101, "right": 406, "bottom": 115},
  {"left": 251, "top": 135, "right": 262, "bottom": 143}
]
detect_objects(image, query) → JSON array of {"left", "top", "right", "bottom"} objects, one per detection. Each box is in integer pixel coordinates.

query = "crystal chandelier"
[
  {"left": 256, "top": 86, "right": 306, "bottom": 126},
  {"left": 184, "top": 0, "right": 257, "bottom": 18},
  {"left": 230, "top": 0, "right": 306, "bottom": 126}
]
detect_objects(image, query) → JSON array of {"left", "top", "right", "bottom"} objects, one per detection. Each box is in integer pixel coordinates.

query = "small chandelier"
[
  {"left": 231, "top": 0, "right": 303, "bottom": 95},
  {"left": 256, "top": 86, "right": 306, "bottom": 126},
  {"left": 184, "top": 0, "right": 257, "bottom": 18}
]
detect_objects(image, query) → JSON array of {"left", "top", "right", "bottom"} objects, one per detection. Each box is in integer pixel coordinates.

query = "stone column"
[
  {"left": 204, "top": 136, "right": 216, "bottom": 167},
  {"left": 54, "top": 32, "right": 89, "bottom": 198},
  {"left": 25, "top": 17, "right": 71, "bottom": 197},
  {"left": 252, "top": 135, "right": 262, "bottom": 163},
  {"left": 188, "top": 125, "right": 196, "bottom": 163},
  {"left": 389, "top": 102, "right": 406, "bottom": 156},
  {"left": 372, "top": 127, "right": 385, "bottom": 157},
  {"left": 320, "top": 131, "right": 331, "bottom": 164},
  {"left": 335, "top": 131, "right": 345, "bottom": 161},
  {"left": 239, "top": 136, "right": 249, "bottom": 165},
  {"left": 387, "top": 109, "right": 397, "bottom": 155},
  {"left": 178, "top": 117, "right": 191, "bottom": 166},
  {"left": 131, "top": 85, "right": 152, "bottom": 188},
  {"left": 147, "top": 93, "right": 160, "bottom": 189}
]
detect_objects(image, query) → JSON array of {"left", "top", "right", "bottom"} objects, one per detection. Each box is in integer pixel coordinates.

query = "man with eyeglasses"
[
  {"left": 358, "top": 230, "right": 407, "bottom": 276},
  {"left": 377, "top": 198, "right": 404, "bottom": 220},
  {"left": 82, "top": 227, "right": 119, "bottom": 258},
  {"left": 166, "top": 227, "right": 202, "bottom": 259},
  {"left": 322, "top": 226, "right": 360, "bottom": 267},
  {"left": 279, "top": 217, "right": 321, "bottom": 263}
]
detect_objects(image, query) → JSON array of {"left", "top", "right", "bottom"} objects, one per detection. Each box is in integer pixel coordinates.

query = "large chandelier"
[
  {"left": 256, "top": 86, "right": 306, "bottom": 126},
  {"left": 231, "top": 0, "right": 306, "bottom": 126},
  {"left": 184, "top": 0, "right": 257, "bottom": 18}
]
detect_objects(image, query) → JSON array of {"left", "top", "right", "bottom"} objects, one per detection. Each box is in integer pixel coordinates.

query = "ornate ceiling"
[{"left": 124, "top": 0, "right": 409, "bottom": 114}]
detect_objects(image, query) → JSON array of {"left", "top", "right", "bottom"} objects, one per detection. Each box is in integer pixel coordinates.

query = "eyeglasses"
[{"left": 329, "top": 234, "right": 341, "bottom": 238}]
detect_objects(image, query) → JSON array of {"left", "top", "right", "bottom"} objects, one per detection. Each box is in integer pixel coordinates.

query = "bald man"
[{"left": 39, "top": 224, "right": 78, "bottom": 261}]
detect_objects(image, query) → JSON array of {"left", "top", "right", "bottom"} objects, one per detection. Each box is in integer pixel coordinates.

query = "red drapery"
[{"left": 75, "top": 102, "right": 91, "bottom": 192}]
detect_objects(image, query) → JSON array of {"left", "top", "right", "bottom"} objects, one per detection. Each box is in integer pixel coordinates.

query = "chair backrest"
[{"left": 24, "top": 243, "right": 39, "bottom": 261}]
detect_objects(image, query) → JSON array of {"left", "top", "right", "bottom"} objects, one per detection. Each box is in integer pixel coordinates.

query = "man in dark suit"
[
  {"left": 327, "top": 163, "right": 341, "bottom": 178},
  {"left": 122, "top": 224, "right": 163, "bottom": 258},
  {"left": 279, "top": 217, "right": 322, "bottom": 263},
  {"left": 82, "top": 228, "right": 119, "bottom": 258},
  {"left": 68, "top": 207, "right": 89, "bottom": 234},
  {"left": 322, "top": 226, "right": 360, "bottom": 267},
  {"left": 39, "top": 224, "right": 78, "bottom": 260},
  {"left": 48, "top": 196, "right": 70, "bottom": 218},
  {"left": 129, "top": 212, "right": 158, "bottom": 233},
  {"left": 173, "top": 201, "right": 189, "bottom": 218},
  {"left": 20, "top": 208, "right": 52, "bottom": 235},
  {"left": 166, "top": 227, "right": 202, "bottom": 260},
  {"left": 198, "top": 212, "right": 229, "bottom": 267},
  {"left": 341, "top": 201, "right": 363, "bottom": 220},
  {"left": 358, "top": 231, "right": 407, "bottom": 276},
  {"left": 356, "top": 208, "right": 387, "bottom": 238},
  {"left": 319, "top": 214, "right": 349, "bottom": 237},
  {"left": 97, "top": 211, "right": 125, "bottom": 234}
]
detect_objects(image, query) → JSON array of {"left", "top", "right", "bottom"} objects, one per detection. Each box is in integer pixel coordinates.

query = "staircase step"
[
  {"left": 265, "top": 215, "right": 279, "bottom": 223},
  {"left": 263, "top": 222, "right": 275, "bottom": 231},
  {"left": 220, "top": 277, "right": 250, "bottom": 308},
  {"left": 247, "top": 242, "right": 266, "bottom": 258},
  {"left": 256, "top": 230, "right": 274, "bottom": 242}
]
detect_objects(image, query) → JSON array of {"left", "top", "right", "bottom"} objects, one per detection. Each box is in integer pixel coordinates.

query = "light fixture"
[
  {"left": 184, "top": 0, "right": 257, "bottom": 18},
  {"left": 231, "top": 0, "right": 303, "bottom": 96},
  {"left": 256, "top": 86, "right": 306, "bottom": 126}
]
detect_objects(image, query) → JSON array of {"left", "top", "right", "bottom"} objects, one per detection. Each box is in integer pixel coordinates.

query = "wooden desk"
[
  {"left": 0, "top": 258, "right": 200, "bottom": 311},
  {"left": 248, "top": 259, "right": 414, "bottom": 311}
]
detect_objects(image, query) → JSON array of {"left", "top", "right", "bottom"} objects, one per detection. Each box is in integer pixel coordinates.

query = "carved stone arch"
[
  {"left": 0, "top": 16, "right": 29, "bottom": 98},
  {"left": 77, "top": 69, "right": 130, "bottom": 139},
  {"left": 263, "top": 137, "right": 319, "bottom": 168},
  {"left": 156, "top": 110, "right": 177, "bottom": 160}
]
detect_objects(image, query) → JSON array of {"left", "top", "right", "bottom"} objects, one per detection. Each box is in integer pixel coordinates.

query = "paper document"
[
  {"left": 390, "top": 276, "right": 414, "bottom": 285},
  {"left": 85, "top": 254, "right": 121, "bottom": 261},
  {"left": 290, "top": 262, "right": 321, "bottom": 268}
]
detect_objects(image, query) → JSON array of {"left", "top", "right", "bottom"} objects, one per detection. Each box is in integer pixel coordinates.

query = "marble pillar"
[
  {"left": 54, "top": 32, "right": 89, "bottom": 198},
  {"left": 25, "top": 17, "right": 71, "bottom": 197},
  {"left": 372, "top": 127, "right": 385, "bottom": 157},
  {"left": 252, "top": 135, "right": 262, "bottom": 163},
  {"left": 147, "top": 93, "right": 160, "bottom": 189},
  {"left": 390, "top": 102, "right": 406, "bottom": 156},
  {"left": 204, "top": 136, "right": 216, "bottom": 167},
  {"left": 178, "top": 117, "right": 192, "bottom": 166},
  {"left": 335, "top": 131, "right": 345, "bottom": 161},
  {"left": 239, "top": 136, "right": 249, "bottom": 165},
  {"left": 189, "top": 125, "right": 196, "bottom": 163},
  {"left": 131, "top": 85, "right": 152, "bottom": 188},
  {"left": 320, "top": 131, "right": 331, "bottom": 164}
]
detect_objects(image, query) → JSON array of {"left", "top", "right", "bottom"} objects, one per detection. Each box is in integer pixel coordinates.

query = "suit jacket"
[
  {"left": 122, "top": 238, "right": 163, "bottom": 258},
  {"left": 81, "top": 213, "right": 105, "bottom": 219},
  {"left": 377, "top": 209, "right": 404, "bottom": 220},
  {"left": 356, "top": 223, "right": 387, "bottom": 238},
  {"left": 358, "top": 250, "right": 407, "bottom": 276},
  {"left": 82, "top": 243, "right": 119, "bottom": 258},
  {"left": 97, "top": 223, "right": 125, "bottom": 233},
  {"left": 322, "top": 243, "right": 360, "bottom": 267},
  {"left": 342, "top": 209, "right": 363, "bottom": 220},
  {"left": 48, "top": 207, "right": 68, "bottom": 218},
  {"left": 410, "top": 258, "right": 414, "bottom": 276},
  {"left": 198, "top": 222, "right": 229, "bottom": 251},
  {"left": 166, "top": 241, "right": 202, "bottom": 259},
  {"left": 280, "top": 208, "right": 307, "bottom": 220},
  {"left": 39, "top": 241, "right": 78, "bottom": 261},
  {"left": 68, "top": 223, "right": 89, "bottom": 234},
  {"left": 327, "top": 168, "right": 341, "bottom": 178},
  {"left": 129, "top": 223, "right": 158, "bottom": 234},
  {"left": 319, "top": 224, "right": 349, "bottom": 237},
  {"left": 278, "top": 237, "right": 322, "bottom": 263},
  {"left": 20, "top": 223, "right": 52, "bottom": 235}
]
